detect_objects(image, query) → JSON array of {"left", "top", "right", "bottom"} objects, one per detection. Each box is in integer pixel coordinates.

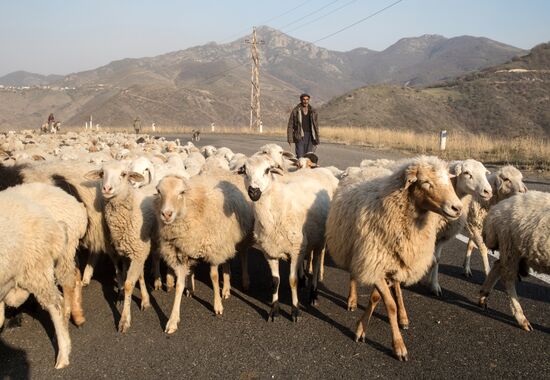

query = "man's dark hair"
[{"left": 300, "top": 93, "right": 310, "bottom": 100}]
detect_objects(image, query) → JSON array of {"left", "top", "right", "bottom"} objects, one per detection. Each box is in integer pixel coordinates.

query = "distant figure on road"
[
  {"left": 192, "top": 129, "right": 201, "bottom": 142},
  {"left": 133, "top": 116, "right": 142, "bottom": 134},
  {"left": 47, "top": 113, "right": 55, "bottom": 128},
  {"left": 287, "top": 93, "right": 319, "bottom": 158}
]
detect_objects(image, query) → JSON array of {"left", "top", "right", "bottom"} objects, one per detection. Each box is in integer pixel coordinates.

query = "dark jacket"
[{"left": 287, "top": 104, "right": 319, "bottom": 144}]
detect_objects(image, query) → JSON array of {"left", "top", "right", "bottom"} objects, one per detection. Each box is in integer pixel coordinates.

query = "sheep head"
[
  {"left": 85, "top": 161, "right": 144, "bottom": 199},
  {"left": 239, "top": 155, "right": 283, "bottom": 201},
  {"left": 450, "top": 159, "right": 492, "bottom": 200},
  {"left": 404, "top": 156, "right": 463, "bottom": 221},
  {"left": 155, "top": 175, "right": 190, "bottom": 224},
  {"left": 492, "top": 165, "right": 528, "bottom": 202}
]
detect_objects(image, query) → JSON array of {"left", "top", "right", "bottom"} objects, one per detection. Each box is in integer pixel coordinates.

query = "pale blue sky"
[{"left": 0, "top": 0, "right": 549, "bottom": 76}]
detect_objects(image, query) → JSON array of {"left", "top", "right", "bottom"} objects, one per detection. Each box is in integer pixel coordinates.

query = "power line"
[
  {"left": 220, "top": 0, "right": 313, "bottom": 44},
  {"left": 277, "top": 0, "right": 341, "bottom": 31},
  {"left": 313, "top": 0, "right": 404, "bottom": 44},
  {"left": 285, "top": 0, "right": 359, "bottom": 34}
]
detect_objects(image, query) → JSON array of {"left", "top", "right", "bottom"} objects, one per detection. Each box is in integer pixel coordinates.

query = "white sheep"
[
  {"left": 463, "top": 165, "right": 528, "bottom": 277},
  {"left": 479, "top": 191, "right": 549, "bottom": 331},
  {"left": 428, "top": 159, "right": 493, "bottom": 296},
  {"left": 155, "top": 173, "right": 254, "bottom": 334},
  {"left": 184, "top": 151, "right": 206, "bottom": 177},
  {"left": 0, "top": 183, "right": 88, "bottom": 327},
  {"left": 240, "top": 154, "right": 332, "bottom": 321},
  {"left": 326, "top": 156, "right": 463, "bottom": 361},
  {"left": 85, "top": 160, "right": 158, "bottom": 333},
  {"left": 0, "top": 193, "right": 72, "bottom": 368}
]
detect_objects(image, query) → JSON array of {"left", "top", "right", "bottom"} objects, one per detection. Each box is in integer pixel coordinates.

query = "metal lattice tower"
[{"left": 245, "top": 27, "right": 264, "bottom": 131}]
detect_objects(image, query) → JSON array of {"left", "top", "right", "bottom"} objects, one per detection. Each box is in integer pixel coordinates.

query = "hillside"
[
  {"left": 320, "top": 43, "right": 550, "bottom": 138},
  {"left": 0, "top": 27, "right": 525, "bottom": 130},
  {"left": 0, "top": 71, "right": 63, "bottom": 86}
]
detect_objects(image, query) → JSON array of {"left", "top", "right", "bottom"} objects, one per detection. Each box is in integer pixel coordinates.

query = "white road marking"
[{"left": 456, "top": 233, "right": 550, "bottom": 284}]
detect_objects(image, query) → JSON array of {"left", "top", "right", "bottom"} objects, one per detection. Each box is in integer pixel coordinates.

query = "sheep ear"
[
  {"left": 282, "top": 151, "right": 296, "bottom": 159},
  {"left": 449, "top": 162, "right": 462, "bottom": 176},
  {"left": 237, "top": 165, "right": 246, "bottom": 175},
  {"left": 303, "top": 152, "right": 319, "bottom": 164},
  {"left": 404, "top": 166, "right": 418, "bottom": 189},
  {"left": 32, "top": 154, "right": 46, "bottom": 161},
  {"left": 127, "top": 171, "right": 145, "bottom": 183},
  {"left": 270, "top": 166, "right": 284, "bottom": 176},
  {"left": 84, "top": 169, "right": 103, "bottom": 180},
  {"left": 289, "top": 158, "right": 299, "bottom": 166}
]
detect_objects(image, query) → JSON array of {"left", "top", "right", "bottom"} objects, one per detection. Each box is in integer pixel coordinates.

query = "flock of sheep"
[{"left": 0, "top": 129, "right": 547, "bottom": 368}]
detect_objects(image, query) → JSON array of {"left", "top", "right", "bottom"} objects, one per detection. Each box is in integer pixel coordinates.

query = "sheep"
[
  {"left": 128, "top": 156, "right": 156, "bottom": 188},
  {"left": 229, "top": 153, "right": 248, "bottom": 172},
  {"left": 184, "top": 151, "right": 206, "bottom": 177},
  {"left": 200, "top": 145, "right": 217, "bottom": 158},
  {"left": 214, "top": 147, "right": 235, "bottom": 162},
  {"left": 479, "top": 191, "right": 550, "bottom": 331},
  {"left": 85, "top": 160, "right": 158, "bottom": 333},
  {"left": 239, "top": 154, "right": 333, "bottom": 322},
  {"left": 325, "top": 156, "right": 463, "bottom": 361},
  {"left": 428, "top": 159, "right": 493, "bottom": 296},
  {"left": 0, "top": 193, "right": 72, "bottom": 369},
  {"left": 463, "top": 165, "right": 528, "bottom": 277},
  {"left": 155, "top": 173, "right": 254, "bottom": 334},
  {"left": 0, "top": 183, "right": 88, "bottom": 327},
  {"left": 256, "top": 143, "right": 295, "bottom": 170},
  {"left": 200, "top": 155, "right": 230, "bottom": 174}
]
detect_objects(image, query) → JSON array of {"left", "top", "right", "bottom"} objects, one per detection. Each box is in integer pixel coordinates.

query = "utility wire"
[
  {"left": 277, "top": 0, "right": 341, "bottom": 30},
  {"left": 285, "top": 0, "right": 359, "bottom": 34},
  {"left": 220, "top": 0, "right": 313, "bottom": 43},
  {"left": 313, "top": 0, "right": 404, "bottom": 43}
]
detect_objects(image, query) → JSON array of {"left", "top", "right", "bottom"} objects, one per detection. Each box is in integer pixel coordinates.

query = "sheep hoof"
[
  {"left": 214, "top": 305, "right": 224, "bottom": 315},
  {"left": 141, "top": 300, "right": 151, "bottom": 311},
  {"left": 393, "top": 342, "right": 409, "bottom": 361},
  {"left": 54, "top": 356, "right": 70, "bottom": 369},
  {"left": 521, "top": 320, "right": 533, "bottom": 332},
  {"left": 184, "top": 288, "right": 193, "bottom": 298},
  {"left": 354, "top": 332, "right": 365, "bottom": 343},
  {"left": 291, "top": 306, "right": 300, "bottom": 322},
  {"left": 464, "top": 268, "right": 473, "bottom": 278},
  {"left": 399, "top": 321, "right": 409, "bottom": 330},
  {"left": 118, "top": 318, "right": 131, "bottom": 333},
  {"left": 268, "top": 302, "right": 280, "bottom": 322},
  {"left": 72, "top": 314, "right": 86, "bottom": 327},
  {"left": 478, "top": 295, "right": 488, "bottom": 309},
  {"left": 222, "top": 289, "right": 231, "bottom": 299},
  {"left": 347, "top": 300, "right": 357, "bottom": 312},
  {"left": 430, "top": 283, "right": 442, "bottom": 297},
  {"left": 153, "top": 279, "right": 162, "bottom": 291},
  {"left": 165, "top": 318, "right": 179, "bottom": 334},
  {"left": 309, "top": 288, "right": 318, "bottom": 306},
  {"left": 116, "top": 291, "right": 124, "bottom": 304},
  {"left": 241, "top": 280, "right": 250, "bottom": 292}
]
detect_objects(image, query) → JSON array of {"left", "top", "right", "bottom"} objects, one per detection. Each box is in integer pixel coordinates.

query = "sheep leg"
[
  {"left": 319, "top": 247, "right": 326, "bottom": 282},
  {"left": 479, "top": 259, "right": 501, "bottom": 310},
  {"left": 151, "top": 251, "right": 162, "bottom": 291},
  {"left": 429, "top": 244, "right": 444, "bottom": 296},
  {"left": 239, "top": 250, "right": 250, "bottom": 291},
  {"left": 118, "top": 258, "right": 145, "bottom": 333},
  {"left": 463, "top": 238, "right": 476, "bottom": 277},
  {"left": 289, "top": 253, "right": 302, "bottom": 322},
  {"left": 307, "top": 251, "right": 314, "bottom": 275},
  {"left": 165, "top": 263, "right": 190, "bottom": 334},
  {"left": 221, "top": 262, "right": 231, "bottom": 300},
  {"left": 138, "top": 270, "right": 151, "bottom": 310},
  {"left": 298, "top": 255, "right": 307, "bottom": 289},
  {"left": 376, "top": 278, "right": 408, "bottom": 361},
  {"left": 472, "top": 232, "right": 491, "bottom": 276},
  {"left": 308, "top": 247, "right": 322, "bottom": 306},
  {"left": 264, "top": 255, "right": 280, "bottom": 322},
  {"left": 355, "top": 287, "right": 381, "bottom": 342},
  {"left": 0, "top": 301, "right": 4, "bottom": 330},
  {"left": 503, "top": 277, "right": 533, "bottom": 331},
  {"left": 28, "top": 268, "right": 71, "bottom": 369},
  {"left": 82, "top": 252, "right": 99, "bottom": 286},
  {"left": 392, "top": 281, "right": 409, "bottom": 330},
  {"left": 70, "top": 268, "right": 86, "bottom": 327},
  {"left": 210, "top": 265, "right": 224, "bottom": 315},
  {"left": 166, "top": 267, "right": 175, "bottom": 292},
  {"left": 347, "top": 276, "right": 358, "bottom": 311}
]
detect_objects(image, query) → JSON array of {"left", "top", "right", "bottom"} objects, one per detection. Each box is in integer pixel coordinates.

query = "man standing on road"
[
  {"left": 133, "top": 116, "right": 142, "bottom": 134},
  {"left": 287, "top": 93, "right": 319, "bottom": 158}
]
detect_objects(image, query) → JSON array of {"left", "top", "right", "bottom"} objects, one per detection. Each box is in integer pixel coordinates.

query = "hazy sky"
[{"left": 1, "top": 0, "right": 549, "bottom": 77}]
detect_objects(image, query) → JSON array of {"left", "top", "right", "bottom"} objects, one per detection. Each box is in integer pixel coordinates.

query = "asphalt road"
[{"left": 1, "top": 134, "right": 548, "bottom": 379}]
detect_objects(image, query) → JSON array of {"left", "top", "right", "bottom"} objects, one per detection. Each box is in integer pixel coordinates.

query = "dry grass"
[{"left": 63, "top": 124, "right": 550, "bottom": 172}]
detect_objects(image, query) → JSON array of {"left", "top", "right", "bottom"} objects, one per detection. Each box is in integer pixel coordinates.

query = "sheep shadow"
[
  {"left": 407, "top": 283, "right": 550, "bottom": 333},
  {"left": 0, "top": 338, "right": 30, "bottom": 380},
  {"left": 437, "top": 263, "right": 550, "bottom": 303}
]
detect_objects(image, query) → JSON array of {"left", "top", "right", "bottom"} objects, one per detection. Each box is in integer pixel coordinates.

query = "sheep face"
[
  {"left": 155, "top": 176, "right": 188, "bottom": 224},
  {"left": 84, "top": 161, "right": 144, "bottom": 199},
  {"left": 494, "top": 166, "right": 527, "bottom": 201},
  {"left": 128, "top": 157, "right": 154, "bottom": 188},
  {"left": 239, "top": 156, "right": 283, "bottom": 201},
  {"left": 452, "top": 159, "right": 492, "bottom": 200},
  {"left": 257, "top": 144, "right": 295, "bottom": 169},
  {"left": 405, "top": 160, "right": 463, "bottom": 220}
]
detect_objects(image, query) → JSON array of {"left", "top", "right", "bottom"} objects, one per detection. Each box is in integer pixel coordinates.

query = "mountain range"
[{"left": 0, "top": 26, "right": 528, "bottom": 131}]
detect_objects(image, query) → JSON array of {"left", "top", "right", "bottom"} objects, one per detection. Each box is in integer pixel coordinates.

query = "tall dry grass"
[{"left": 64, "top": 124, "right": 549, "bottom": 171}]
